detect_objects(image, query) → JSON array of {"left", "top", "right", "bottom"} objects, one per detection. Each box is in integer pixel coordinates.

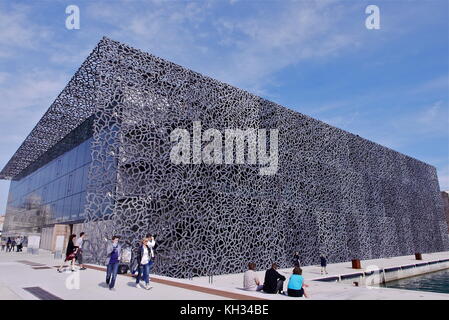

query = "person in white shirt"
[
  {"left": 135, "top": 237, "right": 155, "bottom": 290},
  {"left": 243, "top": 262, "right": 263, "bottom": 291},
  {"left": 75, "top": 232, "right": 86, "bottom": 270},
  {"left": 145, "top": 233, "right": 156, "bottom": 260}
]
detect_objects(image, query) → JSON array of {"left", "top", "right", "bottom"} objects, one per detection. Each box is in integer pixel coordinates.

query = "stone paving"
[{"left": 0, "top": 249, "right": 448, "bottom": 300}]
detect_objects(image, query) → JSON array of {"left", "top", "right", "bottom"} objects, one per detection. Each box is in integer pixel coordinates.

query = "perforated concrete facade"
[{"left": 2, "top": 37, "right": 448, "bottom": 278}]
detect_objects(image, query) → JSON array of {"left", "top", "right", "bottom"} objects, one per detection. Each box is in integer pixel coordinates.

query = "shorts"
[
  {"left": 76, "top": 252, "right": 83, "bottom": 264},
  {"left": 287, "top": 288, "right": 304, "bottom": 297}
]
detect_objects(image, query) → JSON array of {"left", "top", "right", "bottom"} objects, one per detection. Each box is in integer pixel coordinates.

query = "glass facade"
[{"left": 4, "top": 138, "right": 92, "bottom": 234}]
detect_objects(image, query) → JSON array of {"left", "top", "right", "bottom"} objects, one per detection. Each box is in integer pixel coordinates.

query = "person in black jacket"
[
  {"left": 293, "top": 251, "right": 300, "bottom": 267},
  {"left": 134, "top": 237, "right": 155, "bottom": 290},
  {"left": 6, "top": 238, "right": 12, "bottom": 252},
  {"left": 263, "top": 263, "right": 286, "bottom": 294},
  {"left": 320, "top": 255, "right": 328, "bottom": 275}
]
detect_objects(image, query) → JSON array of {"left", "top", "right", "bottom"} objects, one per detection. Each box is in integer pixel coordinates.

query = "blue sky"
[{"left": 0, "top": 0, "right": 447, "bottom": 214}]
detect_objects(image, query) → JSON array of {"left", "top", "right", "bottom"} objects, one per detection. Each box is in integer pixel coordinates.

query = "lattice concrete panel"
[
  {"left": 5, "top": 37, "right": 446, "bottom": 278},
  {"left": 80, "top": 38, "right": 449, "bottom": 277}
]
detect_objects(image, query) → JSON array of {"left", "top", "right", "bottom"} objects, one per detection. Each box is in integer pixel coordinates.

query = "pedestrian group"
[{"left": 56, "top": 232, "right": 157, "bottom": 292}]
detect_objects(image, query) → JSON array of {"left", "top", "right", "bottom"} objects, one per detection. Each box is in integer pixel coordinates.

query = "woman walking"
[
  {"left": 6, "top": 237, "right": 12, "bottom": 252},
  {"left": 57, "top": 234, "right": 78, "bottom": 272},
  {"left": 135, "top": 237, "right": 153, "bottom": 290}
]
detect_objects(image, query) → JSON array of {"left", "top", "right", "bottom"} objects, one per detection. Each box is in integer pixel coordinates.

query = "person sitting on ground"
[
  {"left": 263, "top": 263, "right": 286, "bottom": 294},
  {"left": 287, "top": 267, "right": 309, "bottom": 298},
  {"left": 243, "top": 262, "right": 264, "bottom": 291}
]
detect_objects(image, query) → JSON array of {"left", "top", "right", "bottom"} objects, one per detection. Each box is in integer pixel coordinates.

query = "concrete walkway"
[
  {"left": 0, "top": 250, "right": 448, "bottom": 300},
  {"left": 0, "top": 251, "right": 233, "bottom": 300},
  {"left": 190, "top": 251, "right": 449, "bottom": 300}
]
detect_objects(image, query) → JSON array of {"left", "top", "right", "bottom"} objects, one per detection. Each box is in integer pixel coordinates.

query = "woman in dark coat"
[
  {"left": 6, "top": 238, "right": 12, "bottom": 252},
  {"left": 57, "top": 234, "right": 78, "bottom": 272}
]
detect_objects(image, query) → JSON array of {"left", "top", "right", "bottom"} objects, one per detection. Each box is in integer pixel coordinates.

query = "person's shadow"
[{"left": 98, "top": 282, "right": 108, "bottom": 288}]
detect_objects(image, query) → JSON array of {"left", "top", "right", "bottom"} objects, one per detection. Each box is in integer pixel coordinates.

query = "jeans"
[
  {"left": 106, "top": 262, "right": 119, "bottom": 289},
  {"left": 136, "top": 260, "right": 154, "bottom": 285}
]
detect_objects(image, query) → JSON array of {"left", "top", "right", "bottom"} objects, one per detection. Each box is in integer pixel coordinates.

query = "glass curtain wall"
[{"left": 3, "top": 138, "right": 92, "bottom": 235}]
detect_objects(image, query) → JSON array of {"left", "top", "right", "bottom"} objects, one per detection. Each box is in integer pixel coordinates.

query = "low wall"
[{"left": 314, "top": 258, "right": 449, "bottom": 286}]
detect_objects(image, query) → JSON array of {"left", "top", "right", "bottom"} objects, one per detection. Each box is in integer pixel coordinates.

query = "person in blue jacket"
[{"left": 287, "top": 267, "right": 309, "bottom": 298}]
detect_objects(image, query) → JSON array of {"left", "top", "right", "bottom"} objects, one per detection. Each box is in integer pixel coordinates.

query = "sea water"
[{"left": 379, "top": 268, "right": 449, "bottom": 294}]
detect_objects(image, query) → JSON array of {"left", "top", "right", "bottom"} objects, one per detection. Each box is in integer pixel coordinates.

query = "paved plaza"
[{"left": 0, "top": 250, "right": 448, "bottom": 300}]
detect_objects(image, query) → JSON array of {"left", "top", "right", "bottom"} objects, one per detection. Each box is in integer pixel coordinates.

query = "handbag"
[{"left": 118, "top": 264, "right": 129, "bottom": 274}]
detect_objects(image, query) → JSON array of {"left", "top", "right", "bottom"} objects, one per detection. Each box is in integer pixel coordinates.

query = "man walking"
[
  {"left": 293, "top": 251, "right": 300, "bottom": 267},
  {"left": 11, "top": 238, "right": 16, "bottom": 252},
  {"left": 105, "top": 236, "right": 121, "bottom": 291},
  {"left": 320, "top": 255, "right": 328, "bottom": 275},
  {"left": 76, "top": 232, "right": 87, "bottom": 270},
  {"left": 16, "top": 237, "right": 23, "bottom": 252}
]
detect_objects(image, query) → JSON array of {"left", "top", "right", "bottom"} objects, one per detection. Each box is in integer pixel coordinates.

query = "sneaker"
[
  {"left": 80, "top": 267, "right": 87, "bottom": 270},
  {"left": 109, "top": 287, "right": 116, "bottom": 291},
  {"left": 57, "top": 269, "right": 63, "bottom": 273},
  {"left": 135, "top": 283, "right": 141, "bottom": 288},
  {"left": 145, "top": 284, "right": 152, "bottom": 290}
]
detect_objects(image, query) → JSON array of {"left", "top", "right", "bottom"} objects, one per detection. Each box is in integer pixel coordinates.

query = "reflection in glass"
[{"left": 3, "top": 137, "right": 94, "bottom": 236}]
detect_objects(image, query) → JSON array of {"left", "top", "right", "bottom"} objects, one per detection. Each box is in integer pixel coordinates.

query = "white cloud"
[
  {"left": 398, "top": 100, "right": 449, "bottom": 137},
  {"left": 414, "top": 76, "right": 449, "bottom": 93},
  {"left": 0, "top": 72, "right": 8, "bottom": 84},
  {"left": 0, "top": 4, "right": 52, "bottom": 57},
  {"left": 0, "top": 68, "right": 70, "bottom": 139},
  {"left": 208, "top": 1, "right": 362, "bottom": 90},
  {"left": 84, "top": 0, "right": 365, "bottom": 93},
  {"left": 417, "top": 100, "right": 445, "bottom": 124}
]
